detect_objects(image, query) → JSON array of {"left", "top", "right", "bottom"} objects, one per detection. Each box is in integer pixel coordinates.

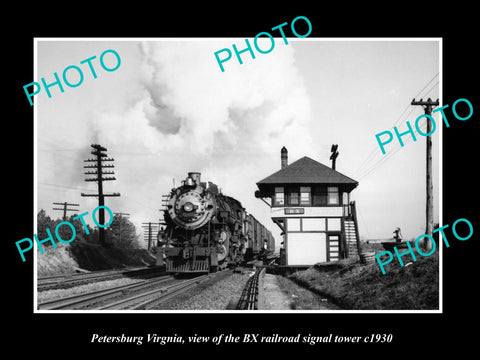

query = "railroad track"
[
  {"left": 37, "top": 266, "right": 164, "bottom": 291},
  {"left": 98, "top": 275, "right": 210, "bottom": 310},
  {"left": 235, "top": 267, "right": 266, "bottom": 310},
  {"left": 38, "top": 274, "right": 210, "bottom": 310}
]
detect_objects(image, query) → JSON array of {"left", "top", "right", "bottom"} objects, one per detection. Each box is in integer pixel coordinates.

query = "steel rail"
[
  {"left": 236, "top": 268, "right": 265, "bottom": 310},
  {"left": 38, "top": 274, "right": 173, "bottom": 310},
  {"left": 38, "top": 266, "right": 145, "bottom": 282},
  {"left": 37, "top": 266, "right": 164, "bottom": 290},
  {"left": 97, "top": 275, "right": 209, "bottom": 310}
]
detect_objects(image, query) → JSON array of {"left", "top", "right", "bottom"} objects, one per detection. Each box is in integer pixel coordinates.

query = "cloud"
[
  {"left": 135, "top": 40, "right": 314, "bottom": 155},
  {"left": 39, "top": 39, "right": 315, "bottom": 243},
  {"left": 87, "top": 39, "right": 315, "bottom": 189}
]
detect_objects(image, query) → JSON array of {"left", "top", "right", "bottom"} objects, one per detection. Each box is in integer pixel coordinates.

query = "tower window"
[
  {"left": 289, "top": 187, "right": 299, "bottom": 205},
  {"left": 327, "top": 187, "right": 339, "bottom": 204},
  {"left": 313, "top": 186, "right": 327, "bottom": 205},
  {"left": 274, "top": 187, "right": 284, "bottom": 206},
  {"left": 300, "top": 187, "right": 311, "bottom": 205}
]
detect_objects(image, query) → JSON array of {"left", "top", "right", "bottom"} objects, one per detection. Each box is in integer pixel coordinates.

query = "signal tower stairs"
[
  {"left": 344, "top": 201, "right": 361, "bottom": 260},
  {"left": 344, "top": 219, "right": 359, "bottom": 258}
]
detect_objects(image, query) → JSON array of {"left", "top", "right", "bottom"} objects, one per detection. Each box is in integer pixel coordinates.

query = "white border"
[{"left": 33, "top": 37, "right": 443, "bottom": 314}]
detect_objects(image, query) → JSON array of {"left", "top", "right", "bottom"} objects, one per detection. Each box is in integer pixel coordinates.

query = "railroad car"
[
  {"left": 243, "top": 214, "right": 275, "bottom": 261},
  {"left": 156, "top": 172, "right": 274, "bottom": 273}
]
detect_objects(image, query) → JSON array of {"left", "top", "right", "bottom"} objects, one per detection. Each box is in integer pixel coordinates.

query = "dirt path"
[
  {"left": 262, "top": 273, "right": 340, "bottom": 310},
  {"left": 263, "top": 274, "right": 292, "bottom": 310}
]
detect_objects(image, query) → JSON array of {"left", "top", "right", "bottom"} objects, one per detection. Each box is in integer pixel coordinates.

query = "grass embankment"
[
  {"left": 37, "top": 236, "right": 156, "bottom": 277},
  {"left": 290, "top": 250, "right": 439, "bottom": 310},
  {"left": 36, "top": 246, "right": 81, "bottom": 276}
]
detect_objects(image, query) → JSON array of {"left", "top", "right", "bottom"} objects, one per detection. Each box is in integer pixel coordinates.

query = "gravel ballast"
[
  {"left": 156, "top": 271, "right": 251, "bottom": 310},
  {"left": 37, "top": 277, "right": 142, "bottom": 303}
]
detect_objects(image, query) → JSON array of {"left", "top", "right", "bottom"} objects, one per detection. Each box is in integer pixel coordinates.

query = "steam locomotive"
[{"left": 156, "top": 172, "right": 275, "bottom": 273}]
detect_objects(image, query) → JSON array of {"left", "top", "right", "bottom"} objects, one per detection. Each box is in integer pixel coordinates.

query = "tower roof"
[{"left": 257, "top": 156, "right": 358, "bottom": 191}]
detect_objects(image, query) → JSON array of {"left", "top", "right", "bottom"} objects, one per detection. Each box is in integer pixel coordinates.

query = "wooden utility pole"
[
  {"left": 82, "top": 144, "right": 120, "bottom": 247},
  {"left": 142, "top": 222, "right": 160, "bottom": 251},
  {"left": 411, "top": 98, "right": 439, "bottom": 249},
  {"left": 52, "top": 202, "right": 79, "bottom": 220},
  {"left": 330, "top": 144, "right": 339, "bottom": 170}
]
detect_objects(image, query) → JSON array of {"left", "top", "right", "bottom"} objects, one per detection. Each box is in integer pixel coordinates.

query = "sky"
[{"left": 35, "top": 38, "right": 440, "bottom": 249}]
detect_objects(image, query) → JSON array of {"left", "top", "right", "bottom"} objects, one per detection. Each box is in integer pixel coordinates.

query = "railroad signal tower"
[{"left": 82, "top": 144, "right": 120, "bottom": 246}]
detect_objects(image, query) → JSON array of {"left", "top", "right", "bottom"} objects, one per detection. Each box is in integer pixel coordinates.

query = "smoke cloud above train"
[{"left": 37, "top": 40, "right": 316, "bottom": 244}]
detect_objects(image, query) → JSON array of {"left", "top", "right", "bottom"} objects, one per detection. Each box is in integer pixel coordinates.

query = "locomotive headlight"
[{"left": 183, "top": 202, "right": 194, "bottom": 212}]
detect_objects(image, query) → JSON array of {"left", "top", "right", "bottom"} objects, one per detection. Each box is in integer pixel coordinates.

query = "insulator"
[
  {"left": 91, "top": 151, "right": 108, "bottom": 157},
  {"left": 91, "top": 144, "right": 107, "bottom": 151}
]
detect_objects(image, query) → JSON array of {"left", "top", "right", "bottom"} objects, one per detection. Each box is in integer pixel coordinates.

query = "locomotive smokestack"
[
  {"left": 281, "top": 147, "right": 288, "bottom": 169},
  {"left": 188, "top": 172, "right": 201, "bottom": 184}
]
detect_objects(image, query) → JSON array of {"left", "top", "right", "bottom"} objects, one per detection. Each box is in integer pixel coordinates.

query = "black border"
[{"left": 7, "top": 4, "right": 478, "bottom": 355}]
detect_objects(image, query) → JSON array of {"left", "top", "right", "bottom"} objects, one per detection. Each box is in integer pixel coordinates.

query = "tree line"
[{"left": 37, "top": 209, "right": 141, "bottom": 250}]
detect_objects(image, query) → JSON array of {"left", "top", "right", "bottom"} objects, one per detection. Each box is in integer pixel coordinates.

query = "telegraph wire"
[
  {"left": 357, "top": 113, "right": 430, "bottom": 180},
  {"left": 353, "top": 107, "right": 411, "bottom": 178},
  {"left": 356, "top": 120, "right": 433, "bottom": 181},
  {"left": 354, "top": 105, "right": 418, "bottom": 177},
  {"left": 38, "top": 182, "right": 93, "bottom": 192},
  {"left": 420, "top": 80, "right": 439, "bottom": 100},
  {"left": 121, "top": 194, "right": 159, "bottom": 212},
  {"left": 412, "top": 72, "right": 439, "bottom": 99},
  {"left": 358, "top": 120, "right": 428, "bottom": 180},
  {"left": 390, "top": 73, "right": 438, "bottom": 130},
  {"left": 38, "top": 182, "right": 159, "bottom": 212},
  {"left": 352, "top": 73, "right": 440, "bottom": 180},
  {"left": 38, "top": 149, "right": 81, "bottom": 162}
]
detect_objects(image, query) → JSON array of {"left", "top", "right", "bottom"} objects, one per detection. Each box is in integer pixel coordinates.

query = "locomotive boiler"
[{"left": 156, "top": 172, "right": 275, "bottom": 273}]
